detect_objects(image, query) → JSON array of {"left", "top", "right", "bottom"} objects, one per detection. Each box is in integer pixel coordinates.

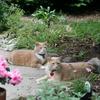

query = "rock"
[
  {"left": 62, "top": 57, "right": 72, "bottom": 62},
  {"left": 48, "top": 53, "right": 59, "bottom": 57},
  {"left": 0, "top": 37, "right": 17, "bottom": 51},
  {"left": 92, "top": 43, "right": 100, "bottom": 53}
]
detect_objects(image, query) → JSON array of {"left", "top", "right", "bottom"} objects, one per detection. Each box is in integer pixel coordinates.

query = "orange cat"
[
  {"left": 7, "top": 42, "right": 48, "bottom": 68},
  {"left": 36, "top": 57, "right": 100, "bottom": 83}
]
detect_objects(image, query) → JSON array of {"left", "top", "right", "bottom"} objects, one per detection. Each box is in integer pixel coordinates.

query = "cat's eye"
[
  {"left": 57, "top": 62, "right": 60, "bottom": 64},
  {"left": 39, "top": 47, "right": 42, "bottom": 49}
]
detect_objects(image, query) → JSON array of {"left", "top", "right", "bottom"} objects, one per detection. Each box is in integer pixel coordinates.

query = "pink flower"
[
  {"left": 9, "top": 69, "right": 22, "bottom": 85},
  {"left": 0, "top": 67, "right": 9, "bottom": 78},
  {"left": 0, "top": 55, "right": 8, "bottom": 69},
  {"left": 0, "top": 55, "right": 22, "bottom": 85}
]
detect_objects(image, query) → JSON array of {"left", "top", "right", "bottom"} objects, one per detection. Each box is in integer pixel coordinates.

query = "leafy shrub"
[
  {"left": 32, "top": 23, "right": 66, "bottom": 50},
  {"left": 15, "top": 14, "right": 67, "bottom": 50},
  {"left": 16, "top": 34, "right": 34, "bottom": 49},
  {"left": 36, "top": 81, "right": 78, "bottom": 100},
  {"left": 32, "top": 6, "right": 58, "bottom": 27},
  {"left": 15, "top": 21, "right": 34, "bottom": 49},
  {"left": 32, "top": 20, "right": 47, "bottom": 33},
  {"left": 6, "top": 4, "right": 24, "bottom": 38},
  {"left": 0, "top": 1, "right": 23, "bottom": 37},
  {"left": 36, "top": 80, "right": 98, "bottom": 100},
  {"left": 0, "top": 1, "right": 9, "bottom": 32}
]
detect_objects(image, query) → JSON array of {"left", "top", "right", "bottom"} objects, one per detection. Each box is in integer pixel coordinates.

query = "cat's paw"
[
  {"left": 36, "top": 78, "right": 43, "bottom": 84},
  {"left": 40, "top": 65, "right": 45, "bottom": 69},
  {"left": 36, "top": 76, "right": 48, "bottom": 84}
]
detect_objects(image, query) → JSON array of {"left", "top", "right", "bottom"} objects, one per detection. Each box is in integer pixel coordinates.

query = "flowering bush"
[{"left": 0, "top": 55, "right": 22, "bottom": 85}]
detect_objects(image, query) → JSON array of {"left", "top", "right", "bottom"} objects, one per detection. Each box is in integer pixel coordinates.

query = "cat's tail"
[{"left": 88, "top": 57, "right": 100, "bottom": 74}]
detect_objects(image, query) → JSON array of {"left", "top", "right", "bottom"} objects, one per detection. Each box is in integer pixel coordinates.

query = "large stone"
[{"left": 62, "top": 57, "right": 72, "bottom": 62}]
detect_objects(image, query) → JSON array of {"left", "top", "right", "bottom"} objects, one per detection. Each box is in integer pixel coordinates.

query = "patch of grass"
[
  {"left": 70, "top": 20, "right": 100, "bottom": 43},
  {"left": 87, "top": 73, "right": 100, "bottom": 82},
  {"left": 72, "top": 51, "right": 87, "bottom": 61}
]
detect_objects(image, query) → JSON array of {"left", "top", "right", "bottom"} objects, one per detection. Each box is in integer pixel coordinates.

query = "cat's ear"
[
  {"left": 47, "top": 57, "right": 51, "bottom": 61},
  {"left": 35, "top": 41, "right": 47, "bottom": 46},
  {"left": 35, "top": 42, "right": 40, "bottom": 46},
  {"left": 51, "top": 56, "right": 61, "bottom": 61},
  {"left": 55, "top": 57, "right": 61, "bottom": 61}
]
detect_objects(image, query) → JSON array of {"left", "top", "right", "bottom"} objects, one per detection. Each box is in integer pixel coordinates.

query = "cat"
[
  {"left": 36, "top": 57, "right": 100, "bottom": 83},
  {"left": 7, "top": 42, "right": 48, "bottom": 68}
]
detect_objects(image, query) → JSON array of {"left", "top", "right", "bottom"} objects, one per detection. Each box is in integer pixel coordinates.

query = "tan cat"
[
  {"left": 36, "top": 57, "right": 100, "bottom": 83},
  {"left": 7, "top": 42, "right": 48, "bottom": 68}
]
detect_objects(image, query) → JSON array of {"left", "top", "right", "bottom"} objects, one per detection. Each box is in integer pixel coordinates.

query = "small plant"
[
  {"left": 35, "top": 80, "right": 94, "bottom": 100},
  {"left": 71, "top": 79, "right": 85, "bottom": 94},
  {"left": 32, "top": 6, "right": 57, "bottom": 27},
  {"left": 36, "top": 80, "right": 100, "bottom": 100},
  {"left": 36, "top": 81, "right": 72, "bottom": 100}
]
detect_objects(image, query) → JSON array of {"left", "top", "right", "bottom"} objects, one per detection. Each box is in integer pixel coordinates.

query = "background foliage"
[{"left": 2, "top": 0, "right": 100, "bottom": 14}]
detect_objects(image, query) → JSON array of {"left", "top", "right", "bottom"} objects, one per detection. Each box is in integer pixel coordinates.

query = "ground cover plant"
[
  {"left": 34, "top": 79, "right": 100, "bottom": 100},
  {"left": 0, "top": 1, "right": 23, "bottom": 34}
]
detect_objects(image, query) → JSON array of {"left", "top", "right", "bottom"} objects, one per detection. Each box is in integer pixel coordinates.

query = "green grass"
[{"left": 70, "top": 20, "right": 100, "bottom": 43}]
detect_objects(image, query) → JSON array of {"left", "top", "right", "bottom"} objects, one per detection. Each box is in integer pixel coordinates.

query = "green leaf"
[{"left": 27, "top": 95, "right": 35, "bottom": 100}]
